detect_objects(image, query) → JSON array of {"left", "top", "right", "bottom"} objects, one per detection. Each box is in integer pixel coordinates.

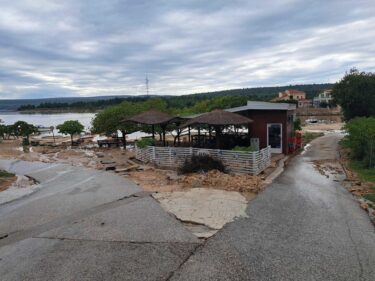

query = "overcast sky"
[{"left": 0, "top": 0, "right": 374, "bottom": 99}]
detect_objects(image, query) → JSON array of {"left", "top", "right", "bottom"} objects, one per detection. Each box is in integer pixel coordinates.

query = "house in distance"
[{"left": 272, "top": 89, "right": 312, "bottom": 108}]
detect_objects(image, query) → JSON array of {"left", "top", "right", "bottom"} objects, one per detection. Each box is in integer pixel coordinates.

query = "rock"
[
  {"left": 360, "top": 202, "right": 369, "bottom": 211},
  {"left": 355, "top": 181, "right": 362, "bottom": 186},
  {"left": 96, "top": 152, "right": 105, "bottom": 158},
  {"left": 166, "top": 173, "right": 182, "bottom": 181}
]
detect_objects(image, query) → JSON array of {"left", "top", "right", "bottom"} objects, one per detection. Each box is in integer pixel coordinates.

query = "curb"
[{"left": 263, "top": 155, "right": 289, "bottom": 185}]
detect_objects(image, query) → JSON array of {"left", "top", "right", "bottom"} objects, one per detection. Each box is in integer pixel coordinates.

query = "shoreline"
[{"left": 17, "top": 109, "right": 101, "bottom": 114}]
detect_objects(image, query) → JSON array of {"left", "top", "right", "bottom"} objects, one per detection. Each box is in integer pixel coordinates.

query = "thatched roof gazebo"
[
  {"left": 124, "top": 110, "right": 182, "bottom": 146},
  {"left": 180, "top": 109, "right": 253, "bottom": 149},
  {"left": 181, "top": 109, "right": 253, "bottom": 127}
]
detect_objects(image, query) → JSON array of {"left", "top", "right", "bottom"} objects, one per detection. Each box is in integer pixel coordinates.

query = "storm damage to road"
[
  {"left": 0, "top": 133, "right": 374, "bottom": 281},
  {"left": 0, "top": 159, "right": 200, "bottom": 281}
]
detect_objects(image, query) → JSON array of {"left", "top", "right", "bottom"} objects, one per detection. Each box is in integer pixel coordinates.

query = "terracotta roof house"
[
  {"left": 272, "top": 89, "right": 306, "bottom": 102},
  {"left": 227, "top": 101, "right": 296, "bottom": 154}
]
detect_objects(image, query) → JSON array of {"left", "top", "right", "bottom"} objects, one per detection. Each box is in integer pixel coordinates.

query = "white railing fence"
[{"left": 135, "top": 145, "right": 271, "bottom": 175}]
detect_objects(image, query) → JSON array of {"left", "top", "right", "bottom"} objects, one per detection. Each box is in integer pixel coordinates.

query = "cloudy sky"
[{"left": 0, "top": 0, "right": 374, "bottom": 99}]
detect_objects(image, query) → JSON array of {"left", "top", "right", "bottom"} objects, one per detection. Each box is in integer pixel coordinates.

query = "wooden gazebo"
[
  {"left": 124, "top": 110, "right": 181, "bottom": 146},
  {"left": 180, "top": 109, "right": 253, "bottom": 149}
]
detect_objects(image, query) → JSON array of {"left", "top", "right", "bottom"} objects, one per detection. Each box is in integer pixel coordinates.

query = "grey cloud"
[{"left": 0, "top": 0, "right": 374, "bottom": 99}]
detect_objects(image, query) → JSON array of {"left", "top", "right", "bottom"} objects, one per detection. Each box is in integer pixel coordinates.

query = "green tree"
[
  {"left": 333, "top": 69, "right": 375, "bottom": 120},
  {"left": 12, "top": 121, "right": 37, "bottom": 143},
  {"left": 92, "top": 102, "right": 139, "bottom": 147},
  {"left": 344, "top": 117, "right": 375, "bottom": 168},
  {"left": 0, "top": 124, "right": 6, "bottom": 139},
  {"left": 56, "top": 120, "right": 84, "bottom": 145}
]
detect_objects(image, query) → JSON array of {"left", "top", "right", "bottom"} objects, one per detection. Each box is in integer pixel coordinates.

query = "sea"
[{"left": 0, "top": 111, "right": 148, "bottom": 140}]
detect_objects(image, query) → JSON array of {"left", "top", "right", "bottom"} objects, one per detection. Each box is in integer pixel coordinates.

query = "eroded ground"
[{"left": 0, "top": 138, "right": 267, "bottom": 237}]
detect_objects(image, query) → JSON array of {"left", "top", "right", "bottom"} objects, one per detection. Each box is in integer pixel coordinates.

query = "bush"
[
  {"left": 22, "top": 138, "right": 30, "bottom": 146},
  {"left": 179, "top": 154, "right": 226, "bottom": 174},
  {"left": 0, "top": 170, "right": 15, "bottom": 178},
  {"left": 136, "top": 137, "right": 155, "bottom": 148},
  {"left": 232, "top": 145, "right": 258, "bottom": 152},
  {"left": 343, "top": 117, "right": 375, "bottom": 168}
]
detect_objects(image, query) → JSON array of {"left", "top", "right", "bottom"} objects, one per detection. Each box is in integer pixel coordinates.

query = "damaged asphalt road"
[
  {"left": 1, "top": 133, "right": 375, "bottom": 281},
  {"left": 0, "top": 159, "right": 200, "bottom": 281},
  {"left": 169, "top": 133, "right": 375, "bottom": 281}
]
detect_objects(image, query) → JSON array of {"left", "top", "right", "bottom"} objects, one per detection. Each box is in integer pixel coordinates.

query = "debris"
[
  {"left": 96, "top": 152, "right": 105, "bottom": 158},
  {"left": 115, "top": 165, "right": 139, "bottom": 173},
  {"left": 360, "top": 202, "right": 369, "bottom": 211},
  {"left": 100, "top": 160, "right": 116, "bottom": 164},
  {"left": 105, "top": 166, "right": 116, "bottom": 171}
]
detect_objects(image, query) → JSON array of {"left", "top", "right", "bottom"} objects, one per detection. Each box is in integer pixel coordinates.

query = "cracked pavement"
[
  {"left": 1, "top": 132, "right": 375, "bottom": 280},
  {"left": 0, "top": 159, "right": 200, "bottom": 281}
]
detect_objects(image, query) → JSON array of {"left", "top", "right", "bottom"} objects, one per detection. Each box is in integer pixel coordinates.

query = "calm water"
[
  {"left": 0, "top": 111, "right": 148, "bottom": 139},
  {"left": 0, "top": 112, "right": 95, "bottom": 130}
]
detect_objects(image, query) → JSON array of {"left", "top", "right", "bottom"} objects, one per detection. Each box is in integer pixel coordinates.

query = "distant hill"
[
  {"left": 182, "top": 83, "right": 333, "bottom": 99},
  {"left": 0, "top": 95, "right": 135, "bottom": 111},
  {"left": 0, "top": 83, "right": 333, "bottom": 111}
]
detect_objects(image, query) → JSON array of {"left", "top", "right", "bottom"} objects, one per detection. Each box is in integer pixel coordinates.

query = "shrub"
[
  {"left": 179, "top": 154, "right": 226, "bottom": 174},
  {"left": 343, "top": 117, "right": 375, "bottom": 168},
  {"left": 136, "top": 137, "right": 155, "bottom": 148},
  {"left": 232, "top": 145, "right": 258, "bottom": 152},
  {"left": 22, "top": 138, "right": 30, "bottom": 146},
  {"left": 0, "top": 170, "right": 15, "bottom": 178}
]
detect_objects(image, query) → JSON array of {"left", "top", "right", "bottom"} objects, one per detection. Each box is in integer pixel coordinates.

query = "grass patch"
[
  {"left": 232, "top": 145, "right": 258, "bottom": 152},
  {"left": 364, "top": 193, "right": 375, "bottom": 203},
  {"left": 303, "top": 132, "right": 324, "bottom": 143},
  {"left": 136, "top": 137, "right": 155, "bottom": 148},
  {"left": 350, "top": 161, "right": 375, "bottom": 183},
  {"left": 0, "top": 170, "right": 15, "bottom": 178}
]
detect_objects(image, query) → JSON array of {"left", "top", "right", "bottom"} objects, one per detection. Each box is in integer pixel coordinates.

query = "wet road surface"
[{"left": 171, "top": 133, "right": 375, "bottom": 281}]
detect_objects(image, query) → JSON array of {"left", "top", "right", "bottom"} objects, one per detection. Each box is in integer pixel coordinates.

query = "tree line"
[
  {"left": 17, "top": 84, "right": 331, "bottom": 112},
  {"left": 333, "top": 68, "right": 375, "bottom": 168},
  {"left": 0, "top": 120, "right": 84, "bottom": 146}
]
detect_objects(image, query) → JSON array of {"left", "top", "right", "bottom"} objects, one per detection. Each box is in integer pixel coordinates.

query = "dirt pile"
[
  {"left": 128, "top": 168, "right": 264, "bottom": 194},
  {"left": 180, "top": 170, "right": 263, "bottom": 193},
  {"left": 0, "top": 176, "right": 16, "bottom": 192}
]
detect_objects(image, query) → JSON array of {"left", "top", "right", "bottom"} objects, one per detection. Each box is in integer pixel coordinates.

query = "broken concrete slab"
[
  {"left": 153, "top": 188, "right": 248, "bottom": 237},
  {"left": 0, "top": 237, "right": 198, "bottom": 281},
  {"left": 39, "top": 197, "right": 199, "bottom": 243},
  {"left": 0, "top": 162, "right": 141, "bottom": 237}
]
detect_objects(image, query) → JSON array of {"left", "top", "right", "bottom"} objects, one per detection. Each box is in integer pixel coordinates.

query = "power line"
[{"left": 145, "top": 75, "right": 149, "bottom": 96}]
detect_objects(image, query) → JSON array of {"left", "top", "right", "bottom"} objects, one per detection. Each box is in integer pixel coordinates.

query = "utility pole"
[{"left": 145, "top": 75, "right": 149, "bottom": 96}]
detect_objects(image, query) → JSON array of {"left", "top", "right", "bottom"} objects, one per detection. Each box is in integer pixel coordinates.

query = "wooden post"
[
  {"left": 162, "top": 125, "right": 166, "bottom": 147},
  {"left": 152, "top": 125, "right": 155, "bottom": 140},
  {"left": 198, "top": 127, "right": 201, "bottom": 147},
  {"left": 188, "top": 126, "right": 191, "bottom": 144},
  {"left": 214, "top": 125, "right": 221, "bottom": 149},
  {"left": 248, "top": 123, "right": 251, "bottom": 146}
]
